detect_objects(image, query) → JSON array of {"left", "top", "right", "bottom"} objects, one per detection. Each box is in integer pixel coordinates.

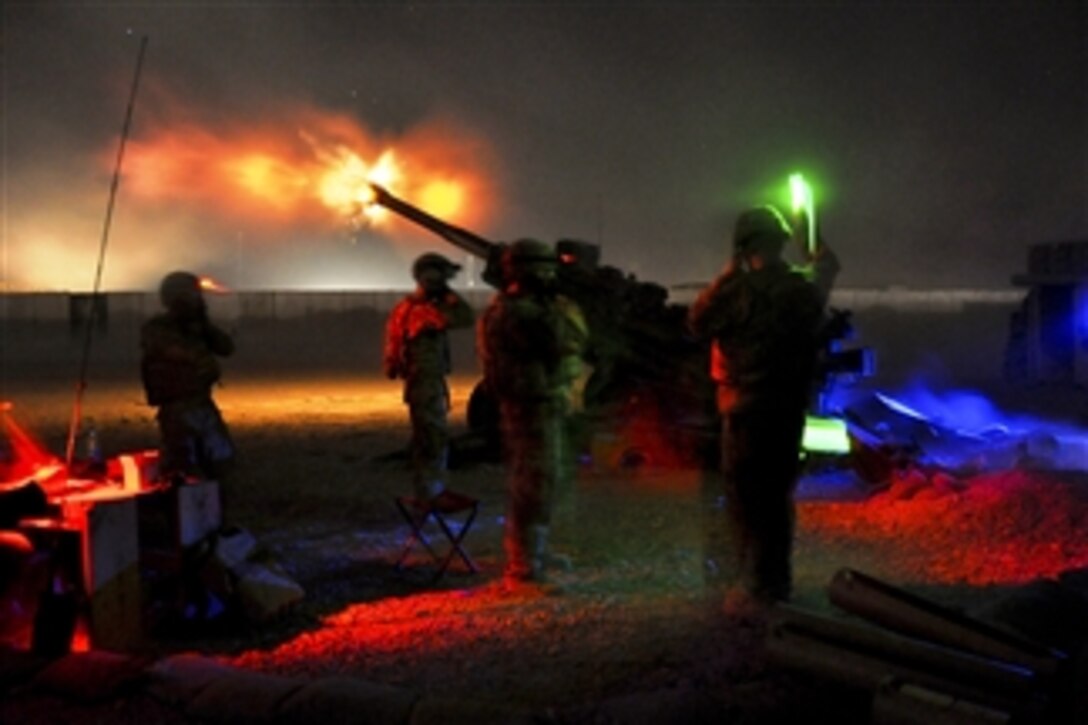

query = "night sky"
[{"left": 3, "top": 3, "right": 1085, "bottom": 292}]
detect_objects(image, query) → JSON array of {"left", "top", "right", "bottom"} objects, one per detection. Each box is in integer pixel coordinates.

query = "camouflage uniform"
[
  {"left": 478, "top": 239, "right": 588, "bottom": 582},
  {"left": 689, "top": 207, "right": 838, "bottom": 604},
  {"left": 141, "top": 271, "right": 236, "bottom": 482},
  {"left": 384, "top": 255, "right": 475, "bottom": 500}
]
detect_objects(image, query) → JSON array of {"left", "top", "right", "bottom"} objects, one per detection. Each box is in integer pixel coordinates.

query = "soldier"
[
  {"left": 141, "top": 271, "right": 236, "bottom": 483},
  {"left": 383, "top": 253, "right": 475, "bottom": 500},
  {"left": 478, "top": 239, "right": 588, "bottom": 587},
  {"left": 688, "top": 206, "right": 838, "bottom": 615}
]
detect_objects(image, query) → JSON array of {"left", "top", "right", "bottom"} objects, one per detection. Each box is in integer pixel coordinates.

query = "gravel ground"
[{"left": 4, "top": 330, "right": 1088, "bottom": 721}]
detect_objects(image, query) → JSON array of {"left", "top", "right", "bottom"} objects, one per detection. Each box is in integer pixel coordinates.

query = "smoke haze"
[{"left": 3, "top": 3, "right": 1085, "bottom": 291}]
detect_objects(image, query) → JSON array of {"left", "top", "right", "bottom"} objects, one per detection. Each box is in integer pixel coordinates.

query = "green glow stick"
[{"left": 789, "top": 173, "right": 816, "bottom": 255}]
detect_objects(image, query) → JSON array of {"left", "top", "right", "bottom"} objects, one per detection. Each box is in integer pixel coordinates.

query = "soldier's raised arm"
[
  {"left": 203, "top": 321, "right": 235, "bottom": 357},
  {"left": 792, "top": 210, "right": 840, "bottom": 305},
  {"left": 688, "top": 258, "right": 739, "bottom": 340},
  {"left": 439, "top": 289, "right": 475, "bottom": 330}
]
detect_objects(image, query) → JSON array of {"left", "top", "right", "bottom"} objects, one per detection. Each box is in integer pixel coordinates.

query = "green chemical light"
[
  {"left": 788, "top": 172, "right": 816, "bottom": 255},
  {"left": 789, "top": 173, "right": 810, "bottom": 212},
  {"left": 802, "top": 414, "right": 851, "bottom": 454}
]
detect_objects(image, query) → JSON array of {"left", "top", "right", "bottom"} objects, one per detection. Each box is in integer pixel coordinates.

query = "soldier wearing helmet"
[
  {"left": 140, "top": 270, "right": 236, "bottom": 484},
  {"left": 478, "top": 239, "right": 588, "bottom": 589},
  {"left": 688, "top": 204, "right": 839, "bottom": 617},
  {"left": 383, "top": 253, "right": 475, "bottom": 500}
]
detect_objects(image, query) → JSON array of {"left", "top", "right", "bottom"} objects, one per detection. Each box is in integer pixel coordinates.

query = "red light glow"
[
  {"left": 1, "top": 404, "right": 62, "bottom": 483},
  {"left": 590, "top": 396, "right": 706, "bottom": 477},
  {"left": 227, "top": 584, "right": 566, "bottom": 674},
  {"left": 69, "top": 617, "right": 92, "bottom": 653},
  {"left": 800, "top": 470, "right": 1088, "bottom": 585}
]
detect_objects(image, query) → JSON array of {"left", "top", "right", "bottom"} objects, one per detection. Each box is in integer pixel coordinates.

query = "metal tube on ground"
[
  {"left": 770, "top": 605, "right": 1040, "bottom": 697},
  {"left": 766, "top": 621, "right": 1046, "bottom": 719},
  {"left": 871, "top": 678, "right": 1013, "bottom": 725},
  {"left": 828, "top": 568, "right": 1065, "bottom": 678}
]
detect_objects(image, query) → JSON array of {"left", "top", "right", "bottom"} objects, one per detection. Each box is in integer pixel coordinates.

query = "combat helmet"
[
  {"left": 412, "top": 252, "right": 461, "bottom": 281},
  {"left": 733, "top": 205, "right": 792, "bottom": 253},
  {"left": 159, "top": 270, "right": 203, "bottom": 312},
  {"left": 504, "top": 238, "right": 557, "bottom": 284}
]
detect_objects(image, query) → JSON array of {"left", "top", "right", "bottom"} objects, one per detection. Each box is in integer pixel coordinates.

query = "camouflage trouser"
[
  {"left": 500, "top": 399, "right": 567, "bottom": 578},
  {"left": 156, "top": 397, "right": 235, "bottom": 481},
  {"left": 406, "top": 377, "right": 450, "bottom": 500},
  {"left": 708, "top": 399, "right": 806, "bottom": 602}
]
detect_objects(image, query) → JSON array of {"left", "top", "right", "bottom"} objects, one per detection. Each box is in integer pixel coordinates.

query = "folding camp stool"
[{"left": 394, "top": 490, "right": 480, "bottom": 581}]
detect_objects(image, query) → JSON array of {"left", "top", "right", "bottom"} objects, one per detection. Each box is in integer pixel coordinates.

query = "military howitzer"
[
  {"left": 371, "top": 184, "right": 612, "bottom": 299},
  {"left": 369, "top": 183, "right": 718, "bottom": 469},
  {"left": 813, "top": 307, "right": 875, "bottom": 415}
]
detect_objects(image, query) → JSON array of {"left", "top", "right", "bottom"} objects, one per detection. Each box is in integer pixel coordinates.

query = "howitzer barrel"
[
  {"left": 369, "top": 183, "right": 497, "bottom": 260},
  {"left": 828, "top": 568, "right": 1065, "bottom": 677}
]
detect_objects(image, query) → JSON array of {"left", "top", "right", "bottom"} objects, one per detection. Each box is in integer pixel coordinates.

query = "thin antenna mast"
[{"left": 64, "top": 35, "right": 149, "bottom": 471}]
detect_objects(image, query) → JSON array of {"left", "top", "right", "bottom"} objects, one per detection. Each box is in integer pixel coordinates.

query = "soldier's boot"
[
  {"left": 531, "top": 525, "right": 573, "bottom": 574},
  {"left": 503, "top": 526, "right": 535, "bottom": 584},
  {"left": 722, "top": 585, "right": 773, "bottom": 627},
  {"left": 500, "top": 527, "right": 565, "bottom": 596}
]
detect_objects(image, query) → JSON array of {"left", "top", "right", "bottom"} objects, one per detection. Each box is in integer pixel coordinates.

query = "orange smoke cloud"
[{"left": 119, "top": 104, "right": 495, "bottom": 233}]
